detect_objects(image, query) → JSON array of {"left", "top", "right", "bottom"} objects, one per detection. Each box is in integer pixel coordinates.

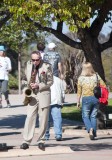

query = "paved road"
[{"left": 0, "top": 94, "right": 112, "bottom": 160}]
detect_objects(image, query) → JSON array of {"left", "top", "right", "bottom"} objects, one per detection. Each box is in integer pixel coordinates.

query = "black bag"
[{"left": 93, "top": 74, "right": 102, "bottom": 99}]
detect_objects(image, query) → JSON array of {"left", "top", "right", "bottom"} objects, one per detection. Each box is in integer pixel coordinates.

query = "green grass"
[
  {"left": 106, "top": 99, "right": 112, "bottom": 113},
  {"left": 61, "top": 104, "right": 82, "bottom": 122},
  {"left": 61, "top": 99, "right": 112, "bottom": 122}
]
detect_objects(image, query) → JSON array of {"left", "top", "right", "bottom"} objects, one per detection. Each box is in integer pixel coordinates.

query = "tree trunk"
[
  {"left": 78, "top": 29, "right": 106, "bottom": 82},
  {"left": 18, "top": 45, "right": 22, "bottom": 94},
  {"left": 85, "top": 50, "right": 105, "bottom": 82}
]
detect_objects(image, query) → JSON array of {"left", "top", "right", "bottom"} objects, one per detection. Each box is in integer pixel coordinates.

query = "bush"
[{"left": 8, "top": 74, "right": 18, "bottom": 89}]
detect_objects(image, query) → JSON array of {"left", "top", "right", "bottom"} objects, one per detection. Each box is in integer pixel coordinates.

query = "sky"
[
  {"left": 52, "top": 19, "right": 112, "bottom": 36},
  {"left": 100, "top": 21, "right": 112, "bottom": 35},
  {"left": 90, "top": 16, "right": 112, "bottom": 36}
]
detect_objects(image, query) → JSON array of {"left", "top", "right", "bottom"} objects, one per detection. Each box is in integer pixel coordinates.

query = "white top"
[
  {"left": 40, "top": 51, "right": 45, "bottom": 60},
  {"left": 4, "top": 57, "right": 12, "bottom": 80},
  {"left": 0, "top": 57, "right": 8, "bottom": 80},
  {"left": 50, "top": 76, "right": 65, "bottom": 105}
]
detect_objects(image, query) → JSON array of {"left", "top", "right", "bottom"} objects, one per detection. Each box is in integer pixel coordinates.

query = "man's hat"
[
  {"left": 48, "top": 43, "right": 56, "bottom": 49},
  {"left": 0, "top": 45, "right": 5, "bottom": 51}
]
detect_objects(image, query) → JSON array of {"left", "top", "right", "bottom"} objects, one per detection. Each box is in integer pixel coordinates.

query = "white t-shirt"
[
  {"left": 40, "top": 51, "right": 45, "bottom": 60},
  {"left": 4, "top": 57, "right": 12, "bottom": 80},
  {"left": 0, "top": 57, "right": 8, "bottom": 80},
  {"left": 50, "top": 76, "right": 65, "bottom": 105}
]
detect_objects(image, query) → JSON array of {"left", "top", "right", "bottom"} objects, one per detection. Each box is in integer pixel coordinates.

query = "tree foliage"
[{"left": 2, "top": 0, "right": 94, "bottom": 31}]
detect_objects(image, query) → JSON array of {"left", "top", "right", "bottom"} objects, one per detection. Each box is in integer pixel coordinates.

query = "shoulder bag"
[{"left": 93, "top": 73, "right": 101, "bottom": 99}]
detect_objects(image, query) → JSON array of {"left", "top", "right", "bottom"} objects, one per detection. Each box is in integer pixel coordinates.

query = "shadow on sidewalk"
[
  {"left": 70, "top": 142, "right": 112, "bottom": 151},
  {"left": 10, "top": 105, "right": 24, "bottom": 108},
  {"left": 96, "top": 136, "right": 112, "bottom": 140},
  {"left": 0, "top": 115, "right": 39, "bottom": 130},
  {"left": 0, "top": 132, "right": 21, "bottom": 136},
  {"left": 61, "top": 136, "right": 84, "bottom": 141}
]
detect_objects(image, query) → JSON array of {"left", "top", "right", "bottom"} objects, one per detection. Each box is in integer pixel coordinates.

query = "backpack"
[
  {"left": 99, "top": 85, "right": 109, "bottom": 105},
  {"left": 93, "top": 73, "right": 109, "bottom": 105}
]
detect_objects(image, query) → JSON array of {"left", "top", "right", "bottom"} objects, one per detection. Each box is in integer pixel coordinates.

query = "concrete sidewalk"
[{"left": 0, "top": 94, "right": 112, "bottom": 159}]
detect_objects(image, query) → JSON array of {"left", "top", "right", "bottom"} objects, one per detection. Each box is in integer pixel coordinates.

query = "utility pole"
[{"left": 18, "top": 45, "right": 21, "bottom": 94}]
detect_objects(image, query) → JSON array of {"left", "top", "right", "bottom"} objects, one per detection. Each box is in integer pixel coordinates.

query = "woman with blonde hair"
[{"left": 77, "top": 62, "right": 106, "bottom": 140}]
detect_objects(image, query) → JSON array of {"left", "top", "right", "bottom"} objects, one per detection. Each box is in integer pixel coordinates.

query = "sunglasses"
[{"left": 32, "top": 59, "right": 40, "bottom": 62}]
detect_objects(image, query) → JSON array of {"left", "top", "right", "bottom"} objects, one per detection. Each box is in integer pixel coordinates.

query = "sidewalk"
[{"left": 0, "top": 94, "right": 112, "bottom": 159}]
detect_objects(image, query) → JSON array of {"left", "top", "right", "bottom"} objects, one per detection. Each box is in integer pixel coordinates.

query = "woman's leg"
[
  {"left": 0, "top": 81, "right": 2, "bottom": 108},
  {"left": 82, "top": 97, "right": 92, "bottom": 133},
  {"left": 90, "top": 103, "right": 99, "bottom": 137},
  {"left": 1, "top": 80, "right": 10, "bottom": 107}
]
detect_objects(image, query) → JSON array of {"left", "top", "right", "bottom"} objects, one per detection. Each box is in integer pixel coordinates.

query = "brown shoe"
[
  {"left": 38, "top": 143, "right": 45, "bottom": 151},
  {"left": 20, "top": 143, "right": 29, "bottom": 150}
]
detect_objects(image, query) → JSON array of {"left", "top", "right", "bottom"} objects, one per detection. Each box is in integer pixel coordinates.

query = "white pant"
[{"left": 23, "top": 99, "right": 49, "bottom": 144}]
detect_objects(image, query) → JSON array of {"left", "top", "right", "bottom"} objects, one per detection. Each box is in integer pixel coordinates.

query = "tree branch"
[
  {"left": 100, "top": 31, "right": 112, "bottom": 52},
  {"left": 90, "top": 0, "right": 112, "bottom": 38},
  {"left": 57, "top": 21, "right": 63, "bottom": 33},
  {"left": 25, "top": 17, "right": 82, "bottom": 49}
]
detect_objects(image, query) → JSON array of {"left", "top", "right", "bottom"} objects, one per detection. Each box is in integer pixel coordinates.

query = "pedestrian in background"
[
  {"left": 37, "top": 42, "right": 45, "bottom": 59},
  {"left": 77, "top": 62, "right": 106, "bottom": 140},
  {"left": 43, "top": 42, "right": 65, "bottom": 141},
  {"left": 43, "top": 42, "right": 64, "bottom": 79},
  {"left": 3, "top": 48, "right": 12, "bottom": 107},
  {"left": 45, "top": 76, "right": 65, "bottom": 141},
  {"left": 0, "top": 45, "right": 12, "bottom": 108}
]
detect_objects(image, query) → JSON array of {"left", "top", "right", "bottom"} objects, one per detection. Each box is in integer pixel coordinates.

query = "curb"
[
  {"left": 0, "top": 146, "right": 74, "bottom": 158},
  {"left": 35, "top": 125, "right": 112, "bottom": 136},
  {"left": 62, "top": 126, "right": 112, "bottom": 136}
]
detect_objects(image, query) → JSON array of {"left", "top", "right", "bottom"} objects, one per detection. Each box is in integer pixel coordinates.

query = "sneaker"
[
  {"left": 89, "top": 128, "right": 94, "bottom": 140},
  {"left": 93, "top": 130, "right": 97, "bottom": 137},
  {"left": 56, "top": 137, "right": 62, "bottom": 141},
  {"left": 7, "top": 103, "right": 11, "bottom": 108},
  {"left": 6, "top": 100, "right": 11, "bottom": 108}
]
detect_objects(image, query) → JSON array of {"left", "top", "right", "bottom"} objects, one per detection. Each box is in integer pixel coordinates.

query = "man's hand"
[
  {"left": 30, "top": 83, "right": 39, "bottom": 89},
  {"left": 60, "top": 74, "right": 64, "bottom": 80}
]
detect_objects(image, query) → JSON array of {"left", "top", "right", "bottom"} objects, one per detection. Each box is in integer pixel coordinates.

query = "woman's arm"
[{"left": 77, "top": 78, "right": 82, "bottom": 108}]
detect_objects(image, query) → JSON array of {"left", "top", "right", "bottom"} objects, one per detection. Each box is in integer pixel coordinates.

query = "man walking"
[
  {"left": 43, "top": 42, "right": 64, "bottom": 79},
  {"left": 43, "top": 42, "right": 65, "bottom": 140}
]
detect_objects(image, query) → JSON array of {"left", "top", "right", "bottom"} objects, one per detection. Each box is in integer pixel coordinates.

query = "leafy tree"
[
  {"left": 1, "top": 0, "right": 111, "bottom": 128},
  {"left": 1, "top": 0, "right": 112, "bottom": 82},
  {"left": 0, "top": 3, "right": 47, "bottom": 92}
]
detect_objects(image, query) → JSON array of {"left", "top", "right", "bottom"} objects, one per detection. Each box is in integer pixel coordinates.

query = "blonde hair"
[{"left": 81, "top": 62, "right": 95, "bottom": 76}]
